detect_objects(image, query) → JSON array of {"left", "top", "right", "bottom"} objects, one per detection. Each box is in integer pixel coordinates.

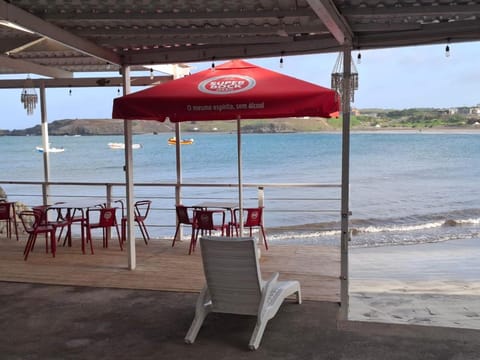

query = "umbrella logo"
[{"left": 198, "top": 75, "right": 256, "bottom": 95}]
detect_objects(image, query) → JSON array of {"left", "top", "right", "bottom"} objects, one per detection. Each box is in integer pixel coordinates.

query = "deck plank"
[{"left": 0, "top": 235, "right": 340, "bottom": 302}]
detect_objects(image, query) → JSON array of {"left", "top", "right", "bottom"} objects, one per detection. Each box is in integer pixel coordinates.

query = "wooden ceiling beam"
[
  {"left": 0, "top": 0, "right": 120, "bottom": 67},
  {"left": 0, "top": 54, "right": 73, "bottom": 78},
  {"left": 306, "top": 0, "right": 353, "bottom": 44}
]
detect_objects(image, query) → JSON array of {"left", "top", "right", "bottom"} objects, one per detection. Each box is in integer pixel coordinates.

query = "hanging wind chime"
[
  {"left": 20, "top": 76, "right": 38, "bottom": 115},
  {"left": 331, "top": 52, "right": 359, "bottom": 103}
]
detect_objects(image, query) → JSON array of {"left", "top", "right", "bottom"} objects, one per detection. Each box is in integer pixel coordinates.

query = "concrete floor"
[{"left": 1, "top": 281, "right": 479, "bottom": 360}]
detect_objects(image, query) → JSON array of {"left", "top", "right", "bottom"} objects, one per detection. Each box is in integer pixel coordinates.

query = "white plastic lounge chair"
[{"left": 185, "top": 236, "right": 302, "bottom": 350}]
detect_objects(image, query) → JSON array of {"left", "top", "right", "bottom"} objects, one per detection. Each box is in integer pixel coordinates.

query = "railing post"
[
  {"left": 106, "top": 184, "right": 113, "bottom": 207},
  {"left": 257, "top": 186, "right": 264, "bottom": 244}
]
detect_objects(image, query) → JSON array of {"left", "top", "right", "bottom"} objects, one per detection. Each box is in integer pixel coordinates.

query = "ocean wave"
[
  {"left": 447, "top": 218, "right": 480, "bottom": 225},
  {"left": 351, "top": 217, "right": 480, "bottom": 235},
  {"left": 353, "top": 221, "right": 444, "bottom": 234},
  {"left": 266, "top": 212, "right": 480, "bottom": 248},
  {"left": 350, "top": 231, "right": 480, "bottom": 249}
]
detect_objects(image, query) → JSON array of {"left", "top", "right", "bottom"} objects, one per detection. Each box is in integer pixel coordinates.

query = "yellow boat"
[{"left": 168, "top": 137, "right": 194, "bottom": 145}]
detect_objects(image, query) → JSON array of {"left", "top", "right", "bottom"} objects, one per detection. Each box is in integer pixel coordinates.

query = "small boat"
[
  {"left": 108, "top": 142, "right": 142, "bottom": 150},
  {"left": 167, "top": 137, "right": 194, "bottom": 145},
  {"left": 35, "top": 145, "right": 65, "bottom": 153}
]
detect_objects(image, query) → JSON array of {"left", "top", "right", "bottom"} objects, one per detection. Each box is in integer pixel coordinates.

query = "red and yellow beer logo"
[{"left": 198, "top": 75, "right": 256, "bottom": 94}]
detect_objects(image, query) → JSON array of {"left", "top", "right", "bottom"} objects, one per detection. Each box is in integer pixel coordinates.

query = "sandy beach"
[{"left": 349, "top": 238, "right": 480, "bottom": 329}]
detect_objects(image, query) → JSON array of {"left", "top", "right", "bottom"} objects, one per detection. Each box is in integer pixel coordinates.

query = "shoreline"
[{"left": 349, "top": 238, "right": 480, "bottom": 329}]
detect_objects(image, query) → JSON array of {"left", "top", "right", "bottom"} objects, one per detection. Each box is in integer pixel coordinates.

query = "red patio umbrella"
[
  {"left": 112, "top": 59, "right": 340, "bottom": 237},
  {"left": 113, "top": 59, "right": 339, "bottom": 121}
]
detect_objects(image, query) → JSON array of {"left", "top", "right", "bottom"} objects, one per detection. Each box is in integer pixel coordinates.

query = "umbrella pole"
[
  {"left": 122, "top": 65, "right": 136, "bottom": 270},
  {"left": 174, "top": 122, "right": 183, "bottom": 240},
  {"left": 237, "top": 117, "right": 244, "bottom": 236},
  {"left": 39, "top": 82, "right": 50, "bottom": 206}
]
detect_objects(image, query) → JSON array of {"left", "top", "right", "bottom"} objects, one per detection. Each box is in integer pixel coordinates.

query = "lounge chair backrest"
[{"left": 200, "top": 236, "right": 262, "bottom": 315}]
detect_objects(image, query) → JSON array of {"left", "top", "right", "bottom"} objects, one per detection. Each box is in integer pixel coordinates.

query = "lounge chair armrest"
[
  {"left": 257, "top": 272, "right": 279, "bottom": 319},
  {"left": 196, "top": 286, "right": 212, "bottom": 308},
  {"left": 264, "top": 272, "right": 279, "bottom": 288}
]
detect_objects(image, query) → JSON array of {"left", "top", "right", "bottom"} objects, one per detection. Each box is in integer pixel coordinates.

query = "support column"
[{"left": 339, "top": 47, "right": 352, "bottom": 321}]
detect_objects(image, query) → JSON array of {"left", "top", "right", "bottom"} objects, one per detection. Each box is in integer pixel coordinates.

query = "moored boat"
[
  {"left": 35, "top": 145, "right": 65, "bottom": 153},
  {"left": 108, "top": 142, "right": 142, "bottom": 150},
  {"left": 167, "top": 137, "right": 194, "bottom": 145}
]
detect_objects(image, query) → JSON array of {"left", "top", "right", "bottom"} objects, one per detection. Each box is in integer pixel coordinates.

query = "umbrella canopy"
[
  {"left": 112, "top": 59, "right": 340, "bottom": 255},
  {"left": 112, "top": 59, "right": 339, "bottom": 121}
]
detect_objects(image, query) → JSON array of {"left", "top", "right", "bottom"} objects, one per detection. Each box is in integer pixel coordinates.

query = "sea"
[{"left": 1, "top": 131, "right": 480, "bottom": 248}]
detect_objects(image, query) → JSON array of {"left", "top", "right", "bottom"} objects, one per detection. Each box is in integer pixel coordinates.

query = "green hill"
[{"left": 1, "top": 107, "right": 479, "bottom": 136}]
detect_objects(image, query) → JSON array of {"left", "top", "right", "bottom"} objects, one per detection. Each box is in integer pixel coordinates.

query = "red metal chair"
[
  {"left": 172, "top": 205, "right": 196, "bottom": 247},
  {"left": 133, "top": 200, "right": 151, "bottom": 244},
  {"left": 189, "top": 209, "right": 228, "bottom": 255},
  {"left": 32, "top": 204, "right": 71, "bottom": 247},
  {"left": 0, "top": 201, "right": 19, "bottom": 241},
  {"left": 84, "top": 207, "right": 122, "bottom": 253},
  {"left": 19, "top": 209, "right": 56, "bottom": 261},
  {"left": 116, "top": 200, "right": 151, "bottom": 245},
  {"left": 231, "top": 207, "right": 268, "bottom": 250}
]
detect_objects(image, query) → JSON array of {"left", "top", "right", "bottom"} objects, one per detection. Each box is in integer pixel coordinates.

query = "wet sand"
[{"left": 349, "top": 238, "right": 480, "bottom": 328}]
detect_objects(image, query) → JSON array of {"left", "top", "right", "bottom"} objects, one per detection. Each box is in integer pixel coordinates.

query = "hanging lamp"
[
  {"left": 331, "top": 52, "right": 359, "bottom": 103},
  {"left": 20, "top": 75, "right": 38, "bottom": 115}
]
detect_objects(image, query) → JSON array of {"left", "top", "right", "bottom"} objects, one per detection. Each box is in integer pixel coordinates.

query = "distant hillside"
[
  {"left": 1, "top": 108, "right": 479, "bottom": 136},
  {"left": 1, "top": 117, "right": 337, "bottom": 136},
  {"left": 2, "top": 119, "right": 173, "bottom": 136}
]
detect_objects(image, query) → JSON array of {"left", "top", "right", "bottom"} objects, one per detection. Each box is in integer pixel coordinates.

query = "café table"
[
  {"left": 48, "top": 200, "right": 106, "bottom": 254},
  {"left": 192, "top": 201, "right": 239, "bottom": 236}
]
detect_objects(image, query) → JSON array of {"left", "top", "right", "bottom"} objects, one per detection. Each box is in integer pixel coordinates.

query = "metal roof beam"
[
  {"left": 42, "top": 8, "right": 315, "bottom": 21},
  {"left": 0, "top": 54, "right": 73, "bottom": 78},
  {"left": 123, "top": 36, "right": 342, "bottom": 66},
  {"left": 306, "top": 0, "right": 353, "bottom": 44},
  {"left": 104, "top": 35, "right": 295, "bottom": 47},
  {"left": 79, "top": 24, "right": 328, "bottom": 38},
  {"left": 0, "top": 75, "right": 172, "bottom": 89},
  {"left": 343, "top": 4, "right": 480, "bottom": 17},
  {"left": 358, "top": 21, "right": 480, "bottom": 49},
  {"left": 0, "top": 0, "right": 121, "bottom": 67}
]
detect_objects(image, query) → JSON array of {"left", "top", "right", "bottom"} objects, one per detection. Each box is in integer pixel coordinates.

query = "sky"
[{"left": 1, "top": 42, "right": 479, "bottom": 130}]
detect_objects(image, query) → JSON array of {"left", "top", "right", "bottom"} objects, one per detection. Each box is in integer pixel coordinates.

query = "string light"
[
  {"left": 150, "top": 68, "right": 154, "bottom": 80},
  {"left": 117, "top": 88, "right": 121, "bottom": 96},
  {"left": 280, "top": 51, "right": 284, "bottom": 68},
  {"left": 445, "top": 44, "right": 450, "bottom": 57},
  {"left": 357, "top": 52, "right": 362, "bottom": 64},
  {"left": 211, "top": 56, "right": 216, "bottom": 71}
]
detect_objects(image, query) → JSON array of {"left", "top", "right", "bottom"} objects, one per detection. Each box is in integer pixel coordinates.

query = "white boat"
[
  {"left": 35, "top": 145, "right": 65, "bottom": 153},
  {"left": 108, "top": 142, "right": 142, "bottom": 150}
]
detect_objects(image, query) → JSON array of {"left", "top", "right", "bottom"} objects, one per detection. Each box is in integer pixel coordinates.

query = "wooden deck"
[{"left": 0, "top": 234, "right": 340, "bottom": 302}]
